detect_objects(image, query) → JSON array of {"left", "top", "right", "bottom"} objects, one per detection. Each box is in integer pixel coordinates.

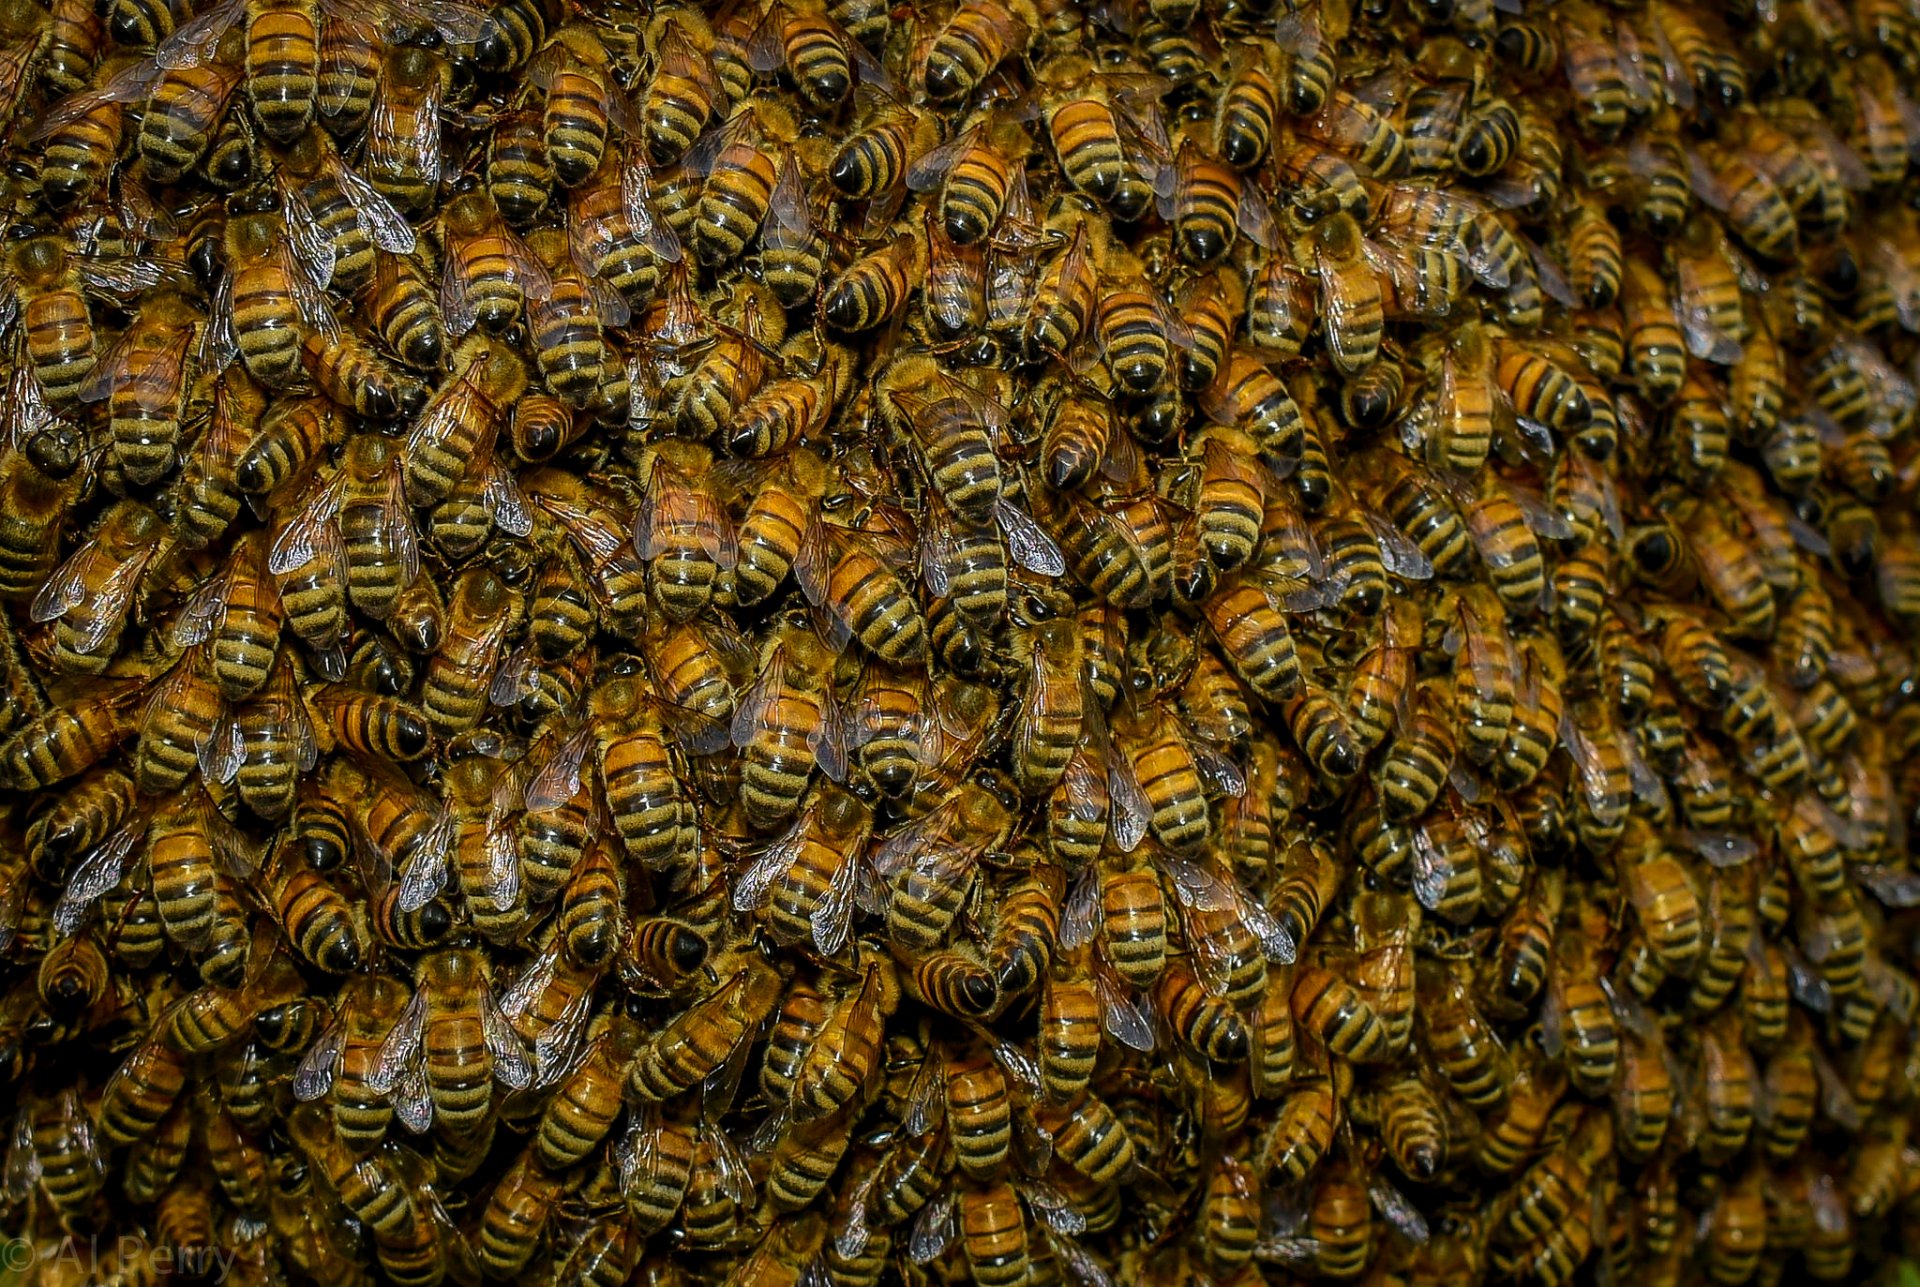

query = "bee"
[
  {"left": 1691, "top": 144, "right": 1799, "bottom": 262},
  {"left": 366, "top": 947, "right": 531, "bottom": 1136},
  {"left": 360, "top": 249, "right": 445, "bottom": 370},
  {"left": 687, "top": 100, "right": 792, "bottom": 267},
  {"left": 822, "top": 233, "right": 919, "bottom": 334},
  {"left": 0, "top": 672, "right": 147, "bottom": 792},
  {"left": 922, "top": 0, "right": 1032, "bottom": 104},
  {"left": 1541, "top": 925, "right": 1619, "bottom": 1094},
  {"left": 7, "top": 1088, "right": 106, "bottom": 1225},
  {"left": 640, "top": 12, "right": 721, "bottom": 165},
  {"left": 33, "top": 499, "right": 171, "bottom": 674},
  {"left": 206, "top": 209, "right": 329, "bottom": 392},
  {"left": 525, "top": 468, "right": 650, "bottom": 635},
  {"left": 6, "top": 233, "right": 100, "bottom": 406},
  {"left": 736, "top": 783, "right": 871, "bottom": 955},
  {"left": 627, "top": 439, "right": 734, "bottom": 623},
  {"left": 438, "top": 190, "right": 547, "bottom": 339},
  {"left": 628, "top": 960, "right": 785, "bottom": 1102}
]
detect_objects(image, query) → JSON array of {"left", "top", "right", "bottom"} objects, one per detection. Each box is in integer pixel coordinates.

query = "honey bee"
[
  {"left": 205, "top": 209, "right": 329, "bottom": 392},
  {"left": 686, "top": 99, "right": 793, "bottom": 267},
  {"left": 921, "top": 0, "right": 1034, "bottom": 105},
  {"left": 365, "top": 946, "right": 532, "bottom": 1136},
  {"left": 908, "top": 110, "right": 1030, "bottom": 249},
  {"left": 6, "top": 233, "right": 101, "bottom": 406},
  {"left": 735, "top": 783, "right": 870, "bottom": 956},
  {"left": 33, "top": 499, "right": 171, "bottom": 674}
]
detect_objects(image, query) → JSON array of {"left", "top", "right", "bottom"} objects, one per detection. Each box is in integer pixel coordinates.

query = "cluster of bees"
[{"left": 3, "top": 0, "right": 1920, "bottom": 1279}]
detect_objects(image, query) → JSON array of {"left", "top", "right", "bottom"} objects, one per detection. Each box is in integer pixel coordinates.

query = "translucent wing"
[
  {"left": 29, "top": 539, "right": 99, "bottom": 623},
  {"left": 268, "top": 476, "right": 347, "bottom": 575},
  {"left": 154, "top": 0, "right": 245, "bottom": 67},
  {"left": 735, "top": 813, "right": 808, "bottom": 914},
  {"left": 1095, "top": 965, "right": 1156, "bottom": 1051},
  {"left": 368, "top": 983, "right": 428, "bottom": 1094},
  {"left": 524, "top": 724, "right": 592, "bottom": 812},
  {"left": 481, "top": 985, "right": 534, "bottom": 1089},
  {"left": 394, "top": 806, "right": 452, "bottom": 913},
  {"left": 52, "top": 824, "right": 140, "bottom": 936},
  {"left": 1059, "top": 866, "right": 1100, "bottom": 950},
  {"left": 292, "top": 1015, "right": 349, "bottom": 1101},
  {"left": 334, "top": 155, "right": 418, "bottom": 254},
  {"left": 731, "top": 644, "right": 787, "bottom": 751},
  {"left": 810, "top": 840, "right": 860, "bottom": 955},
  {"left": 995, "top": 498, "right": 1066, "bottom": 576},
  {"left": 908, "top": 1189, "right": 956, "bottom": 1264}
]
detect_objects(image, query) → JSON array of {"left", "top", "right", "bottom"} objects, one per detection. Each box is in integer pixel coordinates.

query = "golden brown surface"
[{"left": 0, "top": 0, "right": 1918, "bottom": 1283}]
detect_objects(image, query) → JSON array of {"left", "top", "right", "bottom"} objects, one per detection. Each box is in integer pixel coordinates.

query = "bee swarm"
[{"left": 3, "top": 0, "right": 1920, "bottom": 1282}]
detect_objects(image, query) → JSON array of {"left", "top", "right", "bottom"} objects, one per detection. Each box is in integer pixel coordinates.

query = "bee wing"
[
  {"left": 206, "top": 795, "right": 264, "bottom": 875},
  {"left": 171, "top": 565, "right": 234, "bottom": 648},
  {"left": 1675, "top": 281, "right": 1743, "bottom": 365},
  {"left": 1023, "top": 1180, "right": 1088, "bottom": 1236},
  {"left": 29, "top": 539, "right": 99, "bottom": 623},
  {"left": 767, "top": 153, "right": 815, "bottom": 241},
  {"left": 1238, "top": 182, "right": 1278, "bottom": 250},
  {"left": 730, "top": 643, "right": 787, "bottom": 751},
  {"left": 810, "top": 690, "right": 851, "bottom": 783},
  {"left": 733, "top": 813, "right": 808, "bottom": 914},
  {"left": 1409, "top": 827, "right": 1453, "bottom": 915},
  {"left": 341, "top": 0, "right": 492, "bottom": 43},
  {"left": 494, "top": 942, "right": 560, "bottom": 1027},
  {"left": 367, "top": 983, "right": 428, "bottom": 1094},
  {"left": 994, "top": 498, "right": 1066, "bottom": 576},
  {"left": 1095, "top": 965, "right": 1157, "bottom": 1051},
  {"left": 1187, "top": 729, "right": 1247, "bottom": 798},
  {"left": 1059, "top": 864, "right": 1101, "bottom": 949},
  {"left": 810, "top": 838, "right": 862, "bottom": 956},
  {"left": 481, "top": 458, "right": 536, "bottom": 539},
  {"left": 154, "top": 0, "right": 245, "bottom": 66},
  {"left": 268, "top": 478, "right": 347, "bottom": 576},
  {"left": 977, "top": 1025, "right": 1043, "bottom": 1095},
  {"left": 793, "top": 512, "right": 834, "bottom": 611},
  {"left": 707, "top": 1119, "right": 758, "bottom": 1208},
  {"left": 272, "top": 240, "right": 334, "bottom": 331},
  {"left": 438, "top": 237, "right": 480, "bottom": 338},
  {"left": 405, "top": 378, "right": 488, "bottom": 497},
  {"left": 76, "top": 327, "right": 140, "bottom": 406},
  {"left": 907, "top": 1189, "right": 957, "bottom": 1265},
  {"left": 619, "top": 155, "right": 683, "bottom": 264},
  {"left": 416, "top": 75, "right": 446, "bottom": 185},
  {"left": 868, "top": 795, "right": 962, "bottom": 883},
  {"left": 905, "top": 126, "right": 982, "bottom": 192},
  {"left": 279, "top": 182, "right": 341, "bottom": 289},
  {"left": 917, "top": 504, "right": 956, "bottom": 599},
  {"left": 328, "top": 153, "right": 418, "bottom": 255},
  {"left": 480, "top": 984, "right": 535, "bottom": 1090},
  {"left": 196, "top": 267, "right": 240, "bottom": 374},
  {"left": 378, "top": 1058, "right": 429, "bottom": 1135},
  {"left": 902, "top": 1050, "right": 943, "bottom": 1135},
  {"left": 1274, "top": 6, "right": 1324, "bottom": 59},
  {"left": 1359, "top": 511, "right": 1434, "bottom": 580},
  {"left": 1368, "top": 1173, "right": 1430, "bottom": 1244},
  {"left": 291, "top": 1014, "right": 349, "bottom": 1101},
  {"left": 1105, "top": 743, "right": 1152, "bottom": 855},
  {"left": 317, "top": 18, "right": 374, "bottom": 117},
  {"left": 1056, "top": 746, "right": 1110, "bottom": 828},
  {"left": 480, "top": 810, "right": 521, "bottom": 913},
  {"left": 51, "top": 824, "right": 140, "bottom": 937},
  {"left": 2, "top": 1107, "right": 33, "bottom": 1200},
  {"left": 31, "top": 58, "right": 173, "bottom": 137},
  {"left": 395, "top": 805, "right": 454, "bottom": 913},
  {"left": 198, "top": 712, "right": 243, "bottom": 787}
]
